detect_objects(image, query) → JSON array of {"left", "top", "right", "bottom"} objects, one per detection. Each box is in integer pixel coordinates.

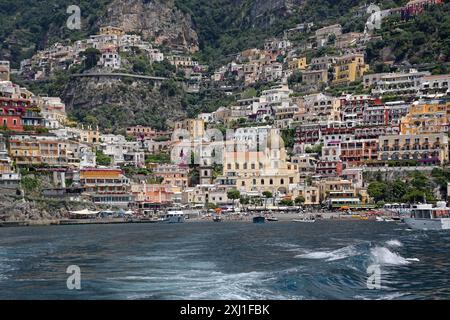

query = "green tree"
[
  {"left": 20, "top": 176, "right": 40, "bottom": 194},
  {"left": 145, "top": 153, "right": 171, "bottom": 164},
  {"left": 227, "top": 189, "right": 241, "bottom": 211},
  {"left": 207, "top": 203, "right": 218, "bottom": 210},
  {"left": 80, "top": 48, "right": 101, "bottom": 70},
  {"left": 368, "top": 181, "right": 389, "bottom": 203},
  {"left": 402, "top": 189, "right": 427, "bottom": 204},
  {"left": 390, "top": 180, "right": 408, "bottom": 202},
  {"left": 262, "top": 191, "right": 273, "bottom": 210},
  {"left": 240, "top": 196, "right": 250, "bottom": 211},
  {"left": 295, "top": 196, "right": 305, "bottom": 206},
  {"left": 279, "top": 199, "right": 294, "bottom": 206},
  {"left": 96, "top": 150, "right": 112, "bottom": 166}
]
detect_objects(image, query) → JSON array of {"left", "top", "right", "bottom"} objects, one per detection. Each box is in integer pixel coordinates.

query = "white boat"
[
  {"left": 376, "top": 216, "right": 395, "bottom": 222},
  {"left": 403, "top": 202, "right": 450, "bottom": 231},
  {"left": 293, "top": 218, "right": 316, "bottom": 223},
  {"left": 162, "top": 211, "right": 185, "bottom": 224}
]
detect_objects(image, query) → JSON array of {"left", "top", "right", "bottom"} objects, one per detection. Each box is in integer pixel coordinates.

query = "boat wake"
[
  {"left": 385, "top": 239, "right": 403, "bottom": 247},
  {"left": 296, "top": 240, "right": 418, "bottom": 267},
  {"left": 295, "top": 245, "right": 359, "bottom": 261},
  {"left": 370, "top": 246, "right": 411, "bottom": 266}
]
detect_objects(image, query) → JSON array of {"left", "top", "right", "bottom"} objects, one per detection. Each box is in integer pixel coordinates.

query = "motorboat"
[
  {"left": 404, "top": 202, "right": 450, "bottom": 230},
  {"left": 162, "top": 211, "right": 185, "bottom": 224}
]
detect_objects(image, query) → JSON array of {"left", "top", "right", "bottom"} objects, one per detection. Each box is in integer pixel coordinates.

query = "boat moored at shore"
[
  {"left": 404, "top": 202, "right": 450, "bottom": 230},
  {"left": 162, "top": 211, "right": 185, "bottom": 223}
]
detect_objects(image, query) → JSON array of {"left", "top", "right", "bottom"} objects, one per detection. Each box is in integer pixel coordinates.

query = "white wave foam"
[
  {"left": 370, "top": 247, "right": 410, "bottom": 266},
  {"left": 296, "top": 245, "right": 358, "bottom": 261},
  {"left": 114, "top": 269, "right": 291, "bottom": 300},
  {"left": 386, "top": 240, "right": 403, "bottom": 247}
]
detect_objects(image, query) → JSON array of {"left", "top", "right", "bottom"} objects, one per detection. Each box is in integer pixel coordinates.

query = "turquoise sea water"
[{"left": 0, "top": 221, "right": 449, "bottom": 299}]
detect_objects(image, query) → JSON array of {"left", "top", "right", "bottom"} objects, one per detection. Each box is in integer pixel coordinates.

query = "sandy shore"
[{"left": 1, "top": 211, "right": 381, "bottom": 227}]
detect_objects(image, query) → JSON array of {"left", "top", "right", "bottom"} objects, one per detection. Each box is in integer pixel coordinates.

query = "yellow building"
[
  {"left": 173, "top": 119, "right": 205, "bottom": 140},
  {"left": 223, "top": 129, "right": 300, "bottom": 196},
  {"left": 318, "top": 178, "right": 355, "bottom": 202},
  {"left": 289, "top": 57, "right": 307, "bottom": 71},
  {"left": 99, "top": 26, "right": 125, "bottom": 36},
  {"left": 291, "top": 185, "right": 320, "bottom": 206},
  {"left": 79, "top": 168, "right": 131, "bottom": 207},
  {"left": 333, "top": 53, "right": 369, "bottom": 85},
  {"left": 79, "top": 125, "right": 100, "bottom": 144},
  {"left": 400, "top": 101, "right": 450, "bottom": 135},
  {"left": 9, "top": 139, "right": 42, "bottom": 165}
]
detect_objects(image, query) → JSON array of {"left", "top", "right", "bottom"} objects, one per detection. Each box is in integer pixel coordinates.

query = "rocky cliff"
[
  {"left": 99, "top": 0, "right": 199, "bottom": 53},
  {"left": 62, "top": 75, "right": 186, "bottom": 131}
]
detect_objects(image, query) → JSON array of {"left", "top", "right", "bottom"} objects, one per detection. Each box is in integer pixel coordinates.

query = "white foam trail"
[
  {"left": 370, "top": 247, "right": 410, "bottom": 266},
  {"left": 386, "top": 240, "right": 403, "bottom": 247},
  {"left": 296, "top": 245, "right": 357, "bottom": 261},
  {"left": 406, "top": 258, "right": 420, "bottom": 262}
]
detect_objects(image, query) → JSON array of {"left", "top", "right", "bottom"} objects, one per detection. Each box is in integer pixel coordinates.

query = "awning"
[{"left": 70, "top": 209, "right": 99, "bottom": 215}]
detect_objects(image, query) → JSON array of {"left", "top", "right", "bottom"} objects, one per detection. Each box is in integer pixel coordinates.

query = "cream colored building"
[
  {"left": 223, "top": 130, "right": 300, "bottom": 196},
  {"left": 291, "top": 184, "right": 320, "bottom": 206}
]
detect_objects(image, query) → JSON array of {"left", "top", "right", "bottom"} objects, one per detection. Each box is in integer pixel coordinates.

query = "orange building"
[
  {"left": 9, "top": 139, "right": 41, "bottom": 165},
  {"left": 131, "top": 183, "right": 175, "bottom": 214},
  {"left": 132, "top": 183, "right": 174, "bottom": 205},
  {"left": 79, "top": 168, "right": 132, "bottom": 207},
  {"left": 400, "top": 101, "right": 450, "bottom": 135}
]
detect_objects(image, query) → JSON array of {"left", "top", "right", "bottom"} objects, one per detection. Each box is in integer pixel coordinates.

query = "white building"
[
  {"left": 233, "top": 126, "right": 278, "bottom": 151},
  {"left": 98, "top": 49, "right": 121, "bottom": 69},
  {"left": 364, "top": 69, "right": 430, "bottom": 95}
]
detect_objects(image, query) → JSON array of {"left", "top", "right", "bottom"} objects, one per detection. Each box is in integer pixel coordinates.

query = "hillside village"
[{"left": 1, "top": 0, "right": 450, "bottom": 221}]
